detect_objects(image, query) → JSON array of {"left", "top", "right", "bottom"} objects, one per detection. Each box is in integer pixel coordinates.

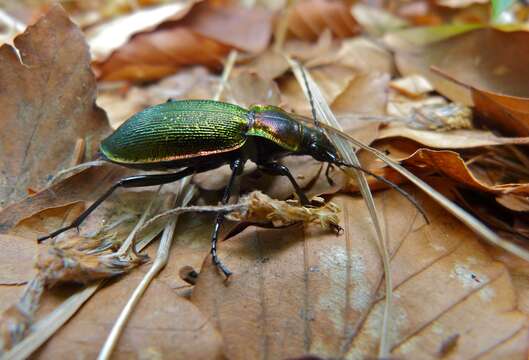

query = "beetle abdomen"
[{"left": 101, "top": 100, "right": 249, "bottom": 165}]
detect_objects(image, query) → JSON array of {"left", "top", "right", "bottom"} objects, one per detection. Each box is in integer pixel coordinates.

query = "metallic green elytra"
[
  {"left": 101, "top": 100, "right": 249, "bottom": 166},
  {"left": 100, "top": 99, "right": 339, "bottom": 170}
]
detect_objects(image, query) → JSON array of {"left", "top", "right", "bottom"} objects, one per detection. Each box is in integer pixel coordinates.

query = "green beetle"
[{"left": 39, "top": 99, "right": 421, "bottom": 277}]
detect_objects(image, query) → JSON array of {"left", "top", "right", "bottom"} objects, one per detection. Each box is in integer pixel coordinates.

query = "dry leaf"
[
  {"left": 192, "top": 190, "right": 528, "bottom": 358},
  {"left": 179, "top": 2, "right": 273, "bottom": 54},
  {"left": 436, "top": 0, "right": 488, "bottom": 8},
  {"left": 287, "top": 0, "right": 359, "bottom": 41},
  {"left": 306, "top": 37, "right": 394, "bottom": 75},
  {"left": 496, "top": 194, "right": 529, "bottom": 212},
  {"left": 397, "top": 148, "right": 529, "bottom": 195},
  {"left": 283, "top": 29, "right": 336, "bottom": 62},
  {"left": 235, "top": 48, "right": 290, "bottom": 80},
  {"left": 389, "top": 75, "right": 434, "bottom": 98},
  {"left": 0, "top": 235, "right": 36, "bottom": 285},
  {"left": 279, "top": 65, "right": 357, "bottom": 115},
  {"left": 0, "top": 5, "right": 109, "bottom": 208},
  {"left": 87, "top": 1, "right": 196, "bottom": 62},
  {"left": 96, "top": 27, "right": 230, "bottom": 82},
  {"left": 351, "top": 4, "right": 408, "bottom": 37},
  {"left": 387, "top": 26, "right": 529, "bottom": 135},
  {"left": 0, "top": 164, "right": 128, "bottom": 235},
  {"left": 332, "top": 72, "right": 390, "bottom": 115},
  {"left": 378, "top": 123, "right": 529, "bottom": 148},
  {"left": 33, "top": 271, "right": 224, "bottom": 359},
  {"left": 95, "top": 2, "right": 273, "bottom": 82}
]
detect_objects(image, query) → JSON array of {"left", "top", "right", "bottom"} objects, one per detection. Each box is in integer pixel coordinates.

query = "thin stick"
[
  {"left": 214, "top": 49, "right": 238, "bottom": 101},
  {"left": 97, "top": 179, "right": 194, "bottom": 360},
  {"left": 288, "top": 58, "right": 394, "bottom": 358}
]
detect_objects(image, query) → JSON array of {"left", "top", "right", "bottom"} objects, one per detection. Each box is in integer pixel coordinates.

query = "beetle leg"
[
  {"left": 325, "top": 163, "right": 335, "bottom": 186},
  {"left": 259, "top": 162, "right": 310, "bottom": 206},
  {"left": 210, "top": 158, "right": 245, "bottom": 278},
  {"left": 37, "top": 167, "right": 197, "bottom": 243}
]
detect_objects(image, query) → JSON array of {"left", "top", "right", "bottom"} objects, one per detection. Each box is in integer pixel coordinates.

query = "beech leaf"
[{"left": 0, "top": 5, "right": 109, "bottom": 208}]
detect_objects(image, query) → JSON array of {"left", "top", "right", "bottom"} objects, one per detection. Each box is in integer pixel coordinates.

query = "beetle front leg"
[
  {"left": 210, "top": 157, "right": 245, "bottom": 278},
  {"left": 258, "top": 162, "right": 310, "bottom": 206},
  {"left": 260, "top": 162, "right": 343, "bottom": 234}
]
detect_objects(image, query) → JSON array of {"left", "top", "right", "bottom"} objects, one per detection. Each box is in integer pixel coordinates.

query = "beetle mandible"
[{"left": 38, "top": 99, "right": 423, "bottom": 277}]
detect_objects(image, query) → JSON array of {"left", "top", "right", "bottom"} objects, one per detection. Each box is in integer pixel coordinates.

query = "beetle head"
[{"left": 302, "top": 126, "right": 340, "bottom": 163}]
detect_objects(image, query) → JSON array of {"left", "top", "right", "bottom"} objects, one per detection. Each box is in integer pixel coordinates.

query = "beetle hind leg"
[
  {"left": 37, "top": 168, "right": 197, "bottom": 243},
  {"left": 210, "top": 158, "right": 245, "bottom": 278}
]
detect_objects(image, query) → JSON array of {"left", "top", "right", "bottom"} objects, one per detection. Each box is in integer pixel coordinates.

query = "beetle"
[{"left": 38, "top": 99, "right": 424, "bottom": 277}]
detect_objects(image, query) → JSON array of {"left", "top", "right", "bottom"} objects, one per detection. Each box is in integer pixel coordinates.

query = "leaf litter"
[{"left": 0, "top": 1, "right": 529, "bottom": 359}]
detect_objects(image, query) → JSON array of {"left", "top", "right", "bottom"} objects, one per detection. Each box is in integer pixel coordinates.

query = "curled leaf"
[{"left": 0, "top": 5, "right": 109, "bottom": 208}]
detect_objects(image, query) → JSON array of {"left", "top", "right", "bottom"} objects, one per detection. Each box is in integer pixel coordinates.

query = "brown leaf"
[
  {"left": 96, "top": 27, "right": 230, "bottom": 82},
  {"left": 305, "top": 37, "right": 394, "bottom": 75},
  {"left": 191, "top": 190, "right": 528, "bottom": 358},
  {"left": 0, "top": 5, "right": 109, "bottom": 208},
  {"left": 331, "top": 72, "right": 390, "bottom": 115},
  {"left": 472, "top": 86, "right": 529, "bottom": 136},
  {"left": 179, "top": 2, "right": 273, "bottom": 54},
  {"left": 0, "top": 164, "right": 128, "bottom": 235},
  {"left": 95, "top": 2, "right": 273, "bottom": 82},
  {"left": 0, "top": 235, "right": 36, "bottom": 285},
  {"left": 351, "top": 4, "right": 408, "bottom": 37},
  {"left": 378, "top": 123, "right": 529, "bottom": 149},
  {"left": 389, "top": 74, "right": 433, "bottom": 98},
  {"left": 279, "top": 65, "right": 357, "bottom": 115},
  {"left": 370, "top": 148, "right": 529, "bottom": 196},
  {"left": 87, "top": 1, "right": 196, "bottom": 62},
  {"left": 496, "top": 194, "right": 529, "bottom": 212},
  {"left": 287, "top": 0, "right": 359, "bottom": 41},
  {"left": 33, "top": 271, "right": 224, "bottom": 359},
  {"left": 387, "top": 26, "right": 529, "bottom": 135}
]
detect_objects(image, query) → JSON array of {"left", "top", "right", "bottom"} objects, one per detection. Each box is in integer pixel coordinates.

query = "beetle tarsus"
[
  {"left": 212, "top": 249, "right": 232, "bottom": 278},
  {"left": 331, "top": 223, "right": 343, "bottom": 235}
]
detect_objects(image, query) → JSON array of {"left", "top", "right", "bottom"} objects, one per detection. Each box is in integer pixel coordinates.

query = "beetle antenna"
[
  {"left": 298, "top": 62, "right": 320, "bottom": 129},
  {"left": 336, "top": 160, "right": 429, "bottom": 224}
]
